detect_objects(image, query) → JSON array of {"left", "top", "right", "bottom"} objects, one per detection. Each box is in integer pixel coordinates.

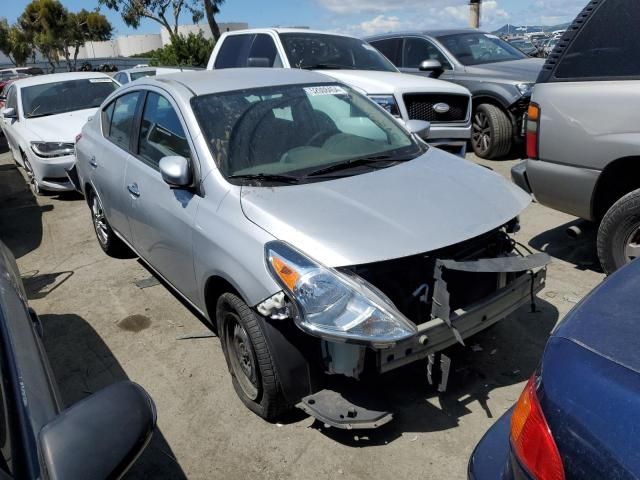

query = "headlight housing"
[
  {"left": 30, "top": 141, "right": 75, "bottom": 158},
  {"left": 265, "top": 241, "right": 417, "bottom": 347},
  {"left": 516, "top": 83, "right": 534, "bottom": 97},
  {"left": 368, "top": 94, "right": 401, "bottom": 118}
]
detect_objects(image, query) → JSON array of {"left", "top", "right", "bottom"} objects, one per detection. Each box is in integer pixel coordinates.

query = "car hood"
[
  {"left": 24, "top": 108, "right": 98, "bottom": 143},
  {"left": 240, "top": 148, "right": 530, "bottom": 267},
  {"left": 322, "top": 70, "right": 470, "bottom": 96},
  {"left": 464, "top": 58, "right": 544, "bottom": 82}
]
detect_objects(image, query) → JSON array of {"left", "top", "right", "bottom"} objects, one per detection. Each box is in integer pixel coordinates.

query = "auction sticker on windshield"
[{"left": 304, "top": 86, "right": 348, "bottom": 96}]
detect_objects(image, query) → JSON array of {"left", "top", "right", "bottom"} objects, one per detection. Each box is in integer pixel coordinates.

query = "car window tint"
[
  {"left": 5, "top": 87, "right": 16, "bottom": 110},
  {"left": 215, "top": 34, "right": 255, "bottom": 69},
  {"left": 555, "top": 0, "right": 640, "bottom": 79},
  {"left": 403, "top": 38, "right": 451, "bottom": 69},
  {"left": 370, "top": 38, "right": 402, "bottom": 65},
  {"left": 107, "top": 92, "right": 141, "bottom": 151},
  {"left": 101, "top": 101, "right": 115, "bottom": 136},
  {"left": 248, "top": 34, "right": 281, "bottom": 67},
  {"left": 138, "top": 92, "right": 191, "bottom": 168}
]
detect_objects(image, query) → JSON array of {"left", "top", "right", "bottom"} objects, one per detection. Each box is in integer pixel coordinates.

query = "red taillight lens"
[
  {"left": 526, "top": 103, "right": 540, "bottom": 159},
  {"left": 510, "top": 376, "right": 564, "bottom": 480}
]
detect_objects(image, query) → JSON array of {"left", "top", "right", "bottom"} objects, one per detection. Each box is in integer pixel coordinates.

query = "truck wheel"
[
  {"left": 597, "top": 189, "right": 640, "bottom": 274},
  {"left": 471, "top": 103, "right": 512, "bottom": 159},
  {"left": 217, "top": 293, "right": 289, "bottom": 420},
  {"left": 89, "top": 192, "right": 129, "bottom": 257}
]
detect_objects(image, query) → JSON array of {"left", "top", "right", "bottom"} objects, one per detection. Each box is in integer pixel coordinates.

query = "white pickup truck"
[{"left": 206, "top": 28, "right": 472, "bottom": 156}]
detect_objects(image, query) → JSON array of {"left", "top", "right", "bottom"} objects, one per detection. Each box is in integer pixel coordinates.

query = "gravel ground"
[{"left": 0, "top": 146, "right": 605, "bottom": 480}]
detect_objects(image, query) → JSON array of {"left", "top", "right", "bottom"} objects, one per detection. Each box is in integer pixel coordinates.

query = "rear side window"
[
  {"left": 370, "top": 38, "right": 402, "bottom": 65},
  {"left": 138, "top": 92, "right": 191, "bottom": 168},
  {"left": 215, "top": 34, "right": 254, "bottom": 69},
  {"left": 106, "top": 92, "right": 141, "bottom": 151},
  {"left": 248, "top": 34, "right": 281, "bottom": 67},
  {"left": 554, "top": 0, "right": 640, "bottom": 80}
]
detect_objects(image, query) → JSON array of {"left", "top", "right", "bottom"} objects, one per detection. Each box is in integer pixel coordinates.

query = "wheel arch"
[
  {"left": 591, "top": 156, "right": 640, "bottom": 220},
  {"left": 204, "top": 275, "right": 243, "bottom": 327}
]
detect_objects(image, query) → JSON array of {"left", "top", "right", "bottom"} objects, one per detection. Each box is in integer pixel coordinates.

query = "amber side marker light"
[
  {"left": 526, "top": 103, "right": 540, "bottom": 159},
  {"left": 510, "top": 375, "right": 565, "bottom": 480}
]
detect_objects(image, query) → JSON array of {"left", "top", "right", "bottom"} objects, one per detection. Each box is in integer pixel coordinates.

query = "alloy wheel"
[
  {"left": 472, "top": 110, "right": 491, "bottom": 155},
  {"left": 91, "top": 195, "right": 109, "bottom": 246},
  {"left": 23, "top": 160, "right": 40, "bottom": 195}
]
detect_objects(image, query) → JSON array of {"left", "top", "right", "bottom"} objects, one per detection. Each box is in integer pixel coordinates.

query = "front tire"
[
  {"left": 471, "top": 103, "right": 512, "bottom": 159},
  {"left": 89, "top": 192, "right": 128, "bottom": 257},
  {"left": 597, "top": 189, "right": 640, "bottom": 274},
  {"left": 22, "top": 156, "right": 42, "bottom": 196},
  {"left": 217, "top": 293, "right": 289, "bottom": 420}
]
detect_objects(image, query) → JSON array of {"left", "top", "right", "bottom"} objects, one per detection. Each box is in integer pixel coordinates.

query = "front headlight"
[
  {"left": 516, "top": 83, "right": 534, "bottom": 97},
  {"left": 368, "top": 95, "right": 401, "bottom": 118},
  {"left": 266, "top": 241, "right": 417, "bottom": 347},
  {"left": 30, "top": 141, "right": 75, "bottom": 158}
]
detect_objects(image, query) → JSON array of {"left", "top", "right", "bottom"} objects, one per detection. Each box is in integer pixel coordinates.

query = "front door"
[{"left": 124, "top": 90, "right": 200, "bottom": 302}]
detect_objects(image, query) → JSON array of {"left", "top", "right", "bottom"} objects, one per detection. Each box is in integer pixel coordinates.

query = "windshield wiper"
[
  {"left": 227, "top": 173, "right": 300, "bottom": 184},
  {"left": 306, "top": 155, "right": 402, "bottom": 177},
  {"left": 298, "top": 63, "right": 354, "bottom": 70}
]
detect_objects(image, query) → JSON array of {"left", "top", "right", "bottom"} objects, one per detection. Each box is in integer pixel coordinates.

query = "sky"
[{"left": 3, "top": 0, "right": 588, "bottom": 37}]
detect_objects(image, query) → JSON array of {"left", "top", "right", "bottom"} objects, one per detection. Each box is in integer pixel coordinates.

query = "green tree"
[
  {"left": 64, "top": 10, "right": 113, "bottom": 70},
  {"left": 19, "top": 0, "right": 69, "bottom": 72},
  {"left": 0, "top": 19, "right": 34, "bottom": 67},
  {"left": 203, "top": 0, "right": 225, "bottom": 41},
  {"left": 149, "top": 31, "right": 213, "bottom": 67},
  {"left": 98, "top": 0, "right": 204, "bottom": 44}
]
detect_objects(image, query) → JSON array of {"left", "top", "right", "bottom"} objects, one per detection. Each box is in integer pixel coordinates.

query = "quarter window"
[
  {"left": 403, "top": 38, "right": 451, "bottom": 70},
  {"left": 554, "top": 0, "right": 640, "bottom": 79},
  {"left": 106, "top": 92, "right": 141, "bottom": 151},
  {"left": 138, "top": 92, "right": 191, "bottom": 168}
]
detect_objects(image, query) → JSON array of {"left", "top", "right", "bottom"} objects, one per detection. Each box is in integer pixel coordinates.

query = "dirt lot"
[{"left": 0, "top": 146, "right": 605, "bottom": 480}]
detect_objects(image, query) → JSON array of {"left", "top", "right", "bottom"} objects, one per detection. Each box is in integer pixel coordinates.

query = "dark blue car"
[{"left": 469, "top": 258, "right": 640, "bottom": 480}]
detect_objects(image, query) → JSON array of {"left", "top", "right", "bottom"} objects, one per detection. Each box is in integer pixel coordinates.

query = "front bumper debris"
[{"left": 65, "top": 164, "right": 82, "bottom": 194}]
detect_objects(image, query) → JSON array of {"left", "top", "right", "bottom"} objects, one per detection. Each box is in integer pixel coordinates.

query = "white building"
[
  {"left": 160, "top": 22, "right": 249, "bottom": 45},
  {"left": 75, "top": 33, "right": 164, "bottom": 59}
]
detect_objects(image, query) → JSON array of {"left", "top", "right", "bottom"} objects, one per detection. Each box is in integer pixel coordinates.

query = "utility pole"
[{"left": 470, "top": 0, "right": 481, "bottom": 29}]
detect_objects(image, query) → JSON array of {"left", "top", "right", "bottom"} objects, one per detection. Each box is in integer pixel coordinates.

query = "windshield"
[
  {"left": 279, "top": 33, "right": 397, "bottom": 72},
  {"left": 22, "top": 78, "right": 118, "bottom": 118},
  {"left": 191, "top": 83, "right": 422, "bottom": 183},
  {"left": 438, "top": 32, "right": 527, "bottom": 65},
  {"left": 130, "top": 70, "right": 156, "bottom": 81}
]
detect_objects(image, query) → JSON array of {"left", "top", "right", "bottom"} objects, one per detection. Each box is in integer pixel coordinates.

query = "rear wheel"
[
  {"left": 217, "top": 292, "right": 289, "bottom": 420},
  {"left": 471, "top": 103, "right": 513, "bottom": 159},
  {"left": 90, "top": 192, "right": 128, "bottom": 257},
  {"left": 597, "top": 189, "right": 640, "bottom": 274}
]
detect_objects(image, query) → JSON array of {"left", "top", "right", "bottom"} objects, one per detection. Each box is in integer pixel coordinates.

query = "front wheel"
[
  {"left": 217, "top": 293, "right": 289, "bottom": 420},
  {"left": 471, "top": 103, "right": 513, "bottom": 159},
  {"left": 597, "top": 189, "right": 640, "bottom": 274}
]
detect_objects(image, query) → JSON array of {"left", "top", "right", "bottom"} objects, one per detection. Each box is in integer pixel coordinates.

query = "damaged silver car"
[{"left": 73, "top": 69, "right": 549, "bottom": 429}]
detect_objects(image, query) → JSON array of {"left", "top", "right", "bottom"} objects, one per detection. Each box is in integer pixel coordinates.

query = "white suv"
[{"left": 207, "top": 28, "right": 472, "bottom": 156}]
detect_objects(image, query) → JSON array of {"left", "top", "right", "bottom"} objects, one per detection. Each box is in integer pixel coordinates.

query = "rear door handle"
[
  {"left": 89, "top": 156, "right": 97, "bottom": 168},
  {"left": 127, "top": 183, "right": 140, "bottom": 198}
]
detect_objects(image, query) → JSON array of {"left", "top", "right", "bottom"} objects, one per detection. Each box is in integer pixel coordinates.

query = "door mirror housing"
[
  {"left": 39, "top": 381, "right": 156, "bottom": 480},
  {"left": 418, "top": 59, "right": 444, "bottom": 76},
  {"left": 159, "top": 156, "right": 192, "bottom": 187},
  {"left": 405, "top": 119, "right": 431, "bottom": 139},
  {"left": 2, "top": 107, "right": 16, "bottom": 119}
]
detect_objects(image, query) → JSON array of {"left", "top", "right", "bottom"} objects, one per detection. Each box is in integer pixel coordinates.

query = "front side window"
[
  {"left": 21, "top": 78, "right": 119, "bottom": 118},
  {"left": 437, "top": 32, "right": 526, "bottom": 66},
  {"left": 279, "top": 33, "right": 397, "bottom": 72},
  {"left": 106, "top": 92, "right": 141, "bottom": 151},
  {"left": 403, "top": 38, "right": 452, "bottom": 70},
  {"left": 191, "top": 83, "right": 422, "bottom": 183},
  {"left": 138, "top": 92, "right": 191, "bottom": 168},
  {"left": 554, "top": 0, "right": 640, "bottom": 79}
]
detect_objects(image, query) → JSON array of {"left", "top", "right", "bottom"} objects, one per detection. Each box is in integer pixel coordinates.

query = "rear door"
[
  {"left": 91, "top": 90, "right": 143, "bottom": 241},
  {"left": 124, "top": 89, "right": 200, "bottom": 301}
]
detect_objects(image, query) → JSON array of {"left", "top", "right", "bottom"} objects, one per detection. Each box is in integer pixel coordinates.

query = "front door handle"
[
  {"left": 89, "top": 156, "right": 98, "bottom": 168},
  {"left": 127, "top": 183, "right": 140, "bottom": 198}
]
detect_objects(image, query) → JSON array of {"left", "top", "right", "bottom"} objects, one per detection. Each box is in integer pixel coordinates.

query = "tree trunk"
[
  {"left": 73, "top": 44, "right": 80, "bottom": 71},
  {"left": 204, "top": 0, "right": 221, "bottom": 41}
]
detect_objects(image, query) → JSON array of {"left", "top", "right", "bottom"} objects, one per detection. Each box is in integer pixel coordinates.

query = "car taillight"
[
  {"left": 510, "top": 376, "right": 564, "bottom": 480},
  {"left": 526, "top": 103, "right": 540, "bottom": 159}
]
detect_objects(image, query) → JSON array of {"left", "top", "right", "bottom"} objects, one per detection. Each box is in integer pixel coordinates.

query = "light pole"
[{"left": 470, "top": 0, "right": 481, "bottom": 29}]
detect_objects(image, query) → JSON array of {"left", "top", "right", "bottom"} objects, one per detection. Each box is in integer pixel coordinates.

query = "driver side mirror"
[
  {"left": 419, "top": 59, "right": 444, "bottom": 77},
  {"left": 405, "top": 119, "right": 431, "bottom": 139},
  {"left": 39, "top": 381, "right": 156, "bottom": 480},
  {"left": 2, "top": 107, "right": 16, "bottom": 119},
  {"left": 159, "top": 156, "right": 192, "bottom": 187}
]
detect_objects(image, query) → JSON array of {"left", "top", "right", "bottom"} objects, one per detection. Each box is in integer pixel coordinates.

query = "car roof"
[
  {"left": 119, "top": 67, "right": 157, "bottom": 74},
  {"left": 226, "top": 27, "right": 359, "bottom": 40},
  {"left": 12, "top": 71, "right": 113, "bottom": 88},
  {"left": 367, "top": 29, "right": 486, "bottom": 39},
  {"left": 138, "top": 68, "right": 335, "bottom": 97}
]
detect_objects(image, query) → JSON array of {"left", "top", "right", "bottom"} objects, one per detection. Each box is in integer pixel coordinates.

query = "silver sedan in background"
[{"left": 74, "top": 68, "right": 548, "bottom": 428}]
